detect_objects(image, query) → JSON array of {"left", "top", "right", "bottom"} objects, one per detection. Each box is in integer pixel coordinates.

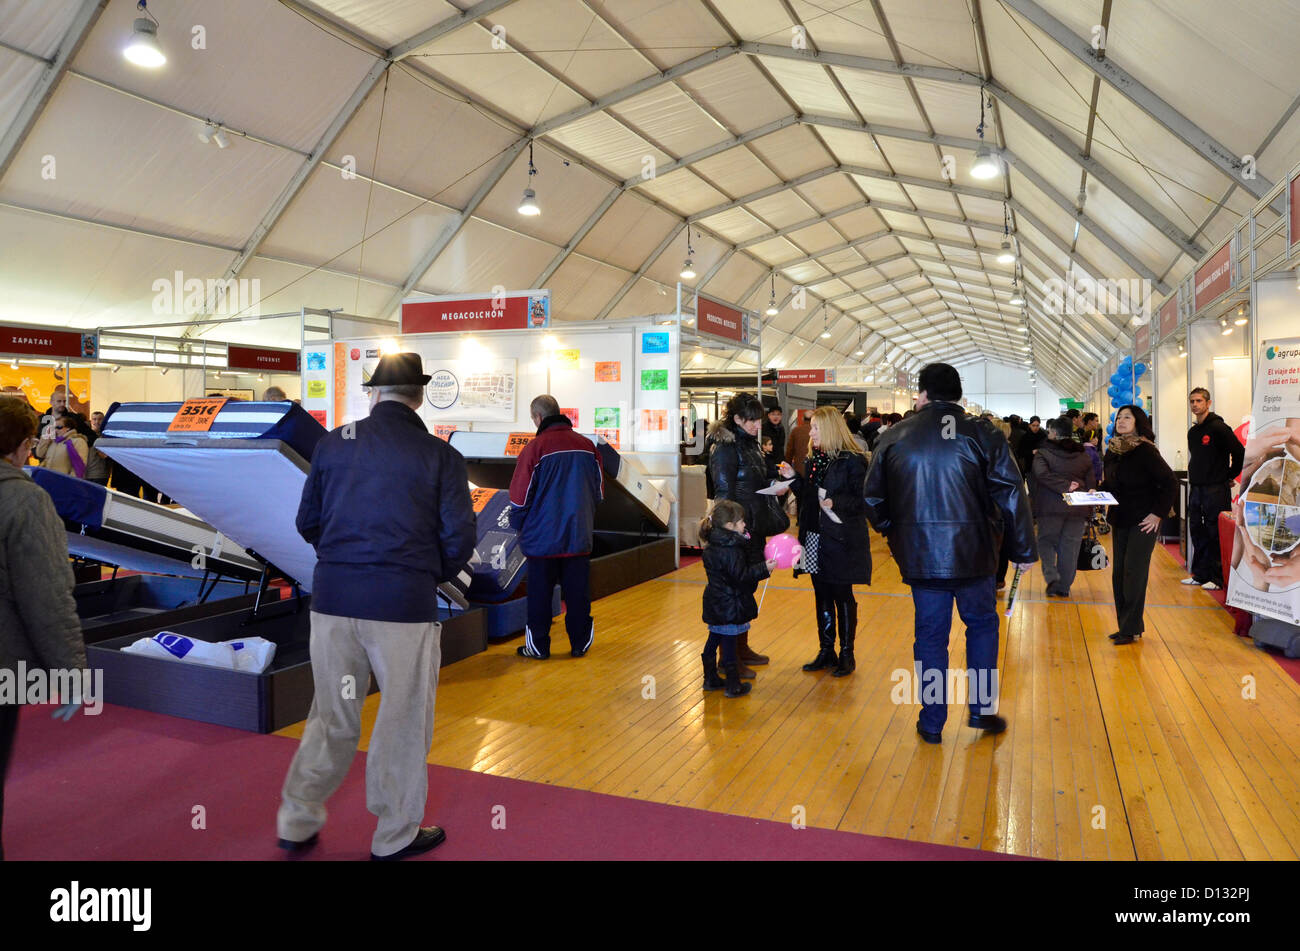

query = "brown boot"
[{"left": 736, "top": 630, "right": 768, "bottom": 666}]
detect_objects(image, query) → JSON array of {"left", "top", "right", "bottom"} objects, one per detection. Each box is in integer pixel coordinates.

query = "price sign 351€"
[{"left": 168, "top": 397, "right": 229, "bottom": 432}]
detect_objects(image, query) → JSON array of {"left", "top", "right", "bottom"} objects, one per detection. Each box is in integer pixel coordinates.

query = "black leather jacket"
[
  {"left": 707, "top": 420, "right": 767, "bottom": 529},
  {"left": 864, "top": 401, "right": 1036, "bottom": 581}
]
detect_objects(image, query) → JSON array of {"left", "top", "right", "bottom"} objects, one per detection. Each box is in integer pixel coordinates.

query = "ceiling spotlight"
[
  {"left": 997, "top": 240, "right": 1015, "bottom": 265},
  {"left": 1020, "top": 345, "right": 1030, "bottom": 352},
  {"left": 971, "top": 144, "right": 999, "bottom": 180},
  {"left": 1009, "top": 289, "right": 1025, "bottom": 306},
  {"left": 766, "top": 299, "right": 778, "bottom": 316},
  {"left": 1235, "top": 303, "right": 1248, "bottom": 326},
  {"left": 1220, "top": 316, "right": 1232, "bottom": 336},
  {"left": 124, "top": 2, "right": 166, "bottom": 68},
  {"left": 517, "top": 141, "right": 541, "bottom": 216},
  {"left": 1018, "top": 324, "right": 1029, "bottom": 333},
  {"left": 212, "top": 128, "right": 229, "bottom": 149},
  {"left": 112, "top": 365, "right": 121, "bottom": 373},
  {"left": 680, "top": 258, "right": 696, "bottom": 281},
  {"left": 9, "top": 359, "right": 17, "bottom": 370},
  {"left": 159, "top": 366, "right": 169, "bottom": 375},
  {"left": 1178, "top": 341, "right": 1188, "bottom": 358},
  {"left": 1130, "top": 314, "right": 1144, "bottom": 327},
  {"left": 517, "top": 187, "right": 540, "bottom": 216},
  {"left": 198, "top": 123, "right": 216, "bottom": 144}
]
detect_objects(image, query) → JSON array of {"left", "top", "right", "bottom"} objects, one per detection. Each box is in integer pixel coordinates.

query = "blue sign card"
[
  {"left": 307, "top": 351, "right": 327, "bottom": 371},
  {"left": 642, "top": 332, "right": 669, "bottom": 354}
]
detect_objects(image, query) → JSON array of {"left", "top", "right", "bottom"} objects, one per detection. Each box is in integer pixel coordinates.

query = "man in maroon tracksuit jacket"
[{"left": 509, "top": 394, "right": 604, "bottom": 659}]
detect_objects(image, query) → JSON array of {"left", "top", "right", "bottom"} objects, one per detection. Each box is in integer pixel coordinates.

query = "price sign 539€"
[{"left": 168, "top": 397, "right": 229, "bottom": 432}]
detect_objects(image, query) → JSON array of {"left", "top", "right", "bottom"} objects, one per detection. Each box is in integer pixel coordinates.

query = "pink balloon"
[{"left": 764, "top": 533, "right": 803, "bottom": 570}]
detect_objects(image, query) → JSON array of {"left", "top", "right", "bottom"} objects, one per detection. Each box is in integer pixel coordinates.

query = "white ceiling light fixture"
[
  {"left": 517, "top": 141, "right": 540, "bottom": 216},
  {"left": 997, "top": 241, "right": 1015, "bottom": 265},
  {"left": 680, "top": 229, "right": 696, "bottom": 281},
  {"left": 1235, "top": 303, "right": 1249, "bottom": 326},
  {"left": 1178, "top": 340, "right": 1188, "bottom": 358},
  {"left": 1220, "top": 317, "right": 1233, "bottom": 336},
  {"left": 124, "top": 1, "right": 166, "bottom": 68},
  {"left": 9, "top": 359, "right": 17, "bottom": 370},
  {"left": 819, "top": 312, "right": 831, "bottom": 339},
  {"left": 766, "top": 273, "right": 778, "bottom": 316}
]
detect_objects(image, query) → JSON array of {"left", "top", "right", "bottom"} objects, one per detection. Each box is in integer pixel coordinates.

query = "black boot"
[
  {"left": 701, "top": 653, "right": 726, "bottom": 691},
  {"left": 831, "top": 597, "right": 856, "bottom": 677},
  {"left": 802, "top": 585, "right": 838, "bottom": 671},
  {"left": 724, "top": 662, "right": 751, "bottom": 698}
]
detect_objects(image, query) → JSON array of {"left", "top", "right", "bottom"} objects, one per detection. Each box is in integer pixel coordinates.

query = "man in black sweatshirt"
[{"left": 1183, "top": 387, "right": 1244, "bottom": 590}]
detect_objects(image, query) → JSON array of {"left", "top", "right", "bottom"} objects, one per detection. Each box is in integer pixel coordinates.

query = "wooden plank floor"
[{"left": 278, "top": 534, "right": 1300, "bottom": 860}]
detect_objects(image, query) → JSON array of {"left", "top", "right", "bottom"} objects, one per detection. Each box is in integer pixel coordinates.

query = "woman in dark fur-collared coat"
[{"left": 779, "top": 405, "right": 872, "bottom": 676}]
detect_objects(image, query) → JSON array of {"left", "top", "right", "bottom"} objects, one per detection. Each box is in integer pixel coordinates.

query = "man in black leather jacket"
[{"left": 864, "top": 363, "right": 1037, "bottom": 744}]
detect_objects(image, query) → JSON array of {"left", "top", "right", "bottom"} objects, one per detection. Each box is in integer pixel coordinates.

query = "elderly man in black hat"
[{"left": 277, "top": 352, "right": 476, "bottom": 861}]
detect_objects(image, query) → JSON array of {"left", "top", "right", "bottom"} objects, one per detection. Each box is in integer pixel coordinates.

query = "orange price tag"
[
  {"left": 504, "top": 432, "right": 533, "bottom": 456},
  {"left": 470, "top": 487, "right": 496, "bottom": 513},
  {"left": 168, "top": 397, "right": 228, "bottom": 432}
]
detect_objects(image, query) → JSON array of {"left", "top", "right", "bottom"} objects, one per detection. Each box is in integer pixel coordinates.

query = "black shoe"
[
  {"left": 277, "top": 832, "right": 319, "bottom": 853},
  {"left": 701, "top": 654, "right": 726, "bottom": 691},
  {"left": 968, "top": 714, "right": 1007, "bottom": 734},
  {"left": 802, "top": 648, "right": 837, "bottom": 672},
  {"left": 1046, "top": 588, "right": 1068, "bottom": 598},
  {"left": 916, "top": 724, "right": 942, "bottom": 744},
  {"left": 570, "top": 625, "right": 593, "bottom": 657},
  {"left": 723, "top": 662, "right": 751, "bottom": 698},
  {"left": 1112, "top": 634, "right": 1137, "bottom": 645},
  {"left": 517, "top": 645, "right": 550, "bottom": 659},
  {"left": 371, "top": 826, "right": 446, "bottom": 861}
]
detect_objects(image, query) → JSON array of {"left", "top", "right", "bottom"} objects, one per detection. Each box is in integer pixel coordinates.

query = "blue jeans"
[{"left": 910, "top": 578, "right": 1000, "bottom": 733}]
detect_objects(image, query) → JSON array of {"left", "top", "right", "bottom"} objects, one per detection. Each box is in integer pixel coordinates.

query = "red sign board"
[
  {"left": 1134, "top": 323, "right": 1151, "bottom": 355},
  {"left": 1158, "top": 295, "right": 1178, "bottom": 340},
  {"left": 168, "top": 397, "right": 228, "bottom": 432},
  {"left": 401, "top": 291, "right": 549, "bottom": 334},
  {"left": 1291, "top": 173, "right": 1300, "bottom": 247},
  {"left": 775, "top": 369, "right": 831, "bottom": 384},
  {"left": 1194, "top": 241, "right": 1232, "bottom": 310},
  {"left": 1, "top": 324, "right": 98, "bottom": 359},
  {"left": 696, "top": 296, "right": 747, "bottom": 343},
  {"left": 226, "top": 345, "right": 299, "bottom": 373}
]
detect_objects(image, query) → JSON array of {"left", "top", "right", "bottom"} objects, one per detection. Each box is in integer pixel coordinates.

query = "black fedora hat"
[{"left": 363, "top": 352, "right": 432, "bottom": 387}]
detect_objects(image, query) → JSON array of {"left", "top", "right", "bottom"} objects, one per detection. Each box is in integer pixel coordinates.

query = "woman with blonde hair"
[{"left": 778, "top": 405, "right": 872, "bottom": 675}]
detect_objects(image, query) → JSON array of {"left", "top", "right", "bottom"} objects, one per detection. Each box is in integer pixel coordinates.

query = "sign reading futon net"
[{"left": 1227, "top": 337, "right": 1300, "bottom": 625}]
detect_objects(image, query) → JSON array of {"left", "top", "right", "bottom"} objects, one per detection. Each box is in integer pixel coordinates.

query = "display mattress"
[{"left": 27, "top": 466, "right": 262, "bottom": 580}]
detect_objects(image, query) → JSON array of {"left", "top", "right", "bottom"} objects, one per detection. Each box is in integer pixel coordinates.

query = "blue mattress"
[
  {"left": 102, "top": 400, "right": 324, "bottom": 461},
  {"left": 27, "top": 466, "right": 263, "bottom": 580}
]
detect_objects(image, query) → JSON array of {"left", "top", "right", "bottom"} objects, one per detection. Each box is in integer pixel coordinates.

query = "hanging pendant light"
[
  {"left": 124, "top": 2, "right": 166, "bottom": 68},
  {"left": 680, "top": 229, "right": 696, "bottom": 281},
  {"left": 1234, "top": 303, "right": 1249, "bottom": 326},
  {"left": 517, "top": 141, "right": 540, "bottom": 216},
  {"left": 765, "top": 273, "right": 778, "bottom": 316}
]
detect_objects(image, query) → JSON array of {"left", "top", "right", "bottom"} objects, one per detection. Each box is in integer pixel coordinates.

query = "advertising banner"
[
  {"left": 227, "top": 345, "right": 299, "bottom": 373},
  {"left": 776, "top": 369, "right": 835, "bottom": 384},
  {"left": 400, "top": 290, "right": 550, "bottom": 334},
  {"left": 0, "top": 324, "right": 98, "bottom": 359},
  {"left": 1134, "top": 323, "right": 1151, "bottom": 356},
  {"left": 1193, "top": 241, "right": 1232, "bottom": 311},
  {"left": 1226, "top": 337, "right": 1300, "bottom": 624},
  {"left": 695, "top": 294, "right": 748, "bottom": 344},
  {"left": 1158, "top": 295, "right": 1179, "bottom": 340}
]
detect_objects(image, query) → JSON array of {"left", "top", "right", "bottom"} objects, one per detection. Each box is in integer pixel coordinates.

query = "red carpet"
[{"left": 6, "top": 704, "right": 1028, "bottom": 861}]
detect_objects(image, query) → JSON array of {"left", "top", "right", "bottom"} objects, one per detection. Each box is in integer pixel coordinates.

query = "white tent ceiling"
[{"left": 2, "top": 0, "right": 1299, "bottom": 397}]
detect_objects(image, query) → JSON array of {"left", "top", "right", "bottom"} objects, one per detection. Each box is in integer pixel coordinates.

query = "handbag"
[
  {"left": 1077, "top": 522, "right": 1108, "bottom": 571},
  {"left": 753, "top": 491, "right": 790, "bottom": 537}
]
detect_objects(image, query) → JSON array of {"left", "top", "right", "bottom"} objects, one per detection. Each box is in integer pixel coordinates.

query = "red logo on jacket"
[{"left": 1201, "top": 434, "right": 1211, "bottom": 445}]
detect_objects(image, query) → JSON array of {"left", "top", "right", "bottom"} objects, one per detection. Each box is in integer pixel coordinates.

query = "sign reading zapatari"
[
  {"left": 694, "top": 293, "right": 751, "bottom": 345},
  {"left": 401, "top": 290, "right": 550, "bottom": 334},
  {"left": 226, "top": 345, "right": 299, "bottom": 373},
  {"left": 1, "top": 324, "right": 98, "bottom": 359},
  {"left": 1193, "top": 241, "right": 1232, "bottom": 311}
]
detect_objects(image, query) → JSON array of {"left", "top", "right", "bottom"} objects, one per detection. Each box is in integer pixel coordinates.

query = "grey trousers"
[
  {"left": 278, "top": 612, "right": 441, "bottom": 857},
  {"left": 1037, "top": 516, "right": 1087, "bottom": 593}
]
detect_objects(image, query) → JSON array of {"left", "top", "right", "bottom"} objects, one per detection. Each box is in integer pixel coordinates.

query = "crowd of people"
[{"left": 694, "top": 365, "right": 1243, "bottom": 740}]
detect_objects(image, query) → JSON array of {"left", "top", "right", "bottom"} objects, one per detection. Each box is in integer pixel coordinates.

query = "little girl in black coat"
[{"left": 700, "top": 499, "right": 777, "bottom": 697}]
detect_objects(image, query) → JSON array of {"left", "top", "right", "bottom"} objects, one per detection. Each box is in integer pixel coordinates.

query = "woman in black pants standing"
[
  {"left": 779, "top": 405, "right": 872, "bottom": 675},
  {"left": 707, "top": 393, "right": 777, "bottom": 676},
  {"left": 1102, "top": 405, "right": 1176, "bottom": 645}
]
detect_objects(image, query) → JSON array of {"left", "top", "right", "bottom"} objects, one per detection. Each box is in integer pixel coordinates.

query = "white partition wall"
[
  {"left": 1154, "top": 342, "right": 1189, "bottom": 469},
  {"left": 1188, "top": 318, "right": 1250, "bottom": 434},
  {"left": 1253, "top": 273, "right": 1300, "bottom": 370},
  {"left": 958, "top": 361, "right": 1067, "bottom": 419}
]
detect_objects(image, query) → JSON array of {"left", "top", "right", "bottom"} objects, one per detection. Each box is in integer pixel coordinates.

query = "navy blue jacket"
[
  {"left": 508, "top": 415, "right": 603, "bottom": 558},
  {"left": 297, "top": 400, "right": 476, "bottom": 622}
]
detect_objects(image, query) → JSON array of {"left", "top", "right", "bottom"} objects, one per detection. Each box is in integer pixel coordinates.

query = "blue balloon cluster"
[{"left": 1104, "top": 354, "right": 1147, "bottom": 440}]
